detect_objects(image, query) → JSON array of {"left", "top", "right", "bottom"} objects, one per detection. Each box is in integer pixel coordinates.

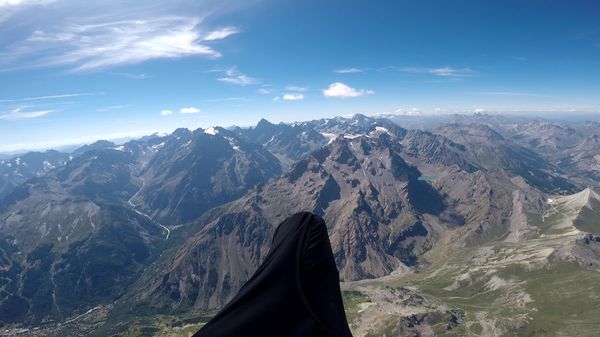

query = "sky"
[{"left": 1, "top": 0, "right": 600, "bottom": 152}]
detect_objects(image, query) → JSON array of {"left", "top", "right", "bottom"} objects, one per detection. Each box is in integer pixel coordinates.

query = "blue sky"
[{"left": 1, "top": 0, "right": 599, "bottom": 152}]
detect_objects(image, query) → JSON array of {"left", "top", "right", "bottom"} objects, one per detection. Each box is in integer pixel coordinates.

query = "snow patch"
[
  {"left": 264, "top": 135, "right": 276, "bottom": 145},
  {"left": 320, "top": 132, "right": 337, "bottom": 144},
  {"left": 151, "top": 142, "right": 165, "bottom": 150},
  {"left": 374, "top": 126, "right": 390, "bottom": 134},
  {"left": 204, "top": 127, "right": 218, "bottom": 135},
  {"left": 225, "top": 137, "right": 241, "bottom": 152},
  {"left": 43, "top": 160, "right": 55, "bottom": 170}
]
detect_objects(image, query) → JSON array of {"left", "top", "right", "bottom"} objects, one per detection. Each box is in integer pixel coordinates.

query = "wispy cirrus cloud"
[
  {"left": 333, "top": 67, "right": 367, "bottom": 74},
  {"left": 0, "top": 92, "right": 102, "bottom": 102},
  {"left": 477, "top": 91, "right": 550, "bottom": 97},
  {"left": 96, "top": 104, "right": 131, "bottom": 112},
  {"left": 161, "top": 109, "right": 173, "bottom": 116},
  {"left": 203, "top": 26, "right": 240, "bottom": 41},
  {"left": 204, "top": 97, "right": 252, "bottom": 102},
  {"left": 257, "top": 87, "right": 273, "bottom": 94},
  {"left": 111, "top": 72, "right": 149, "bottom": 80},
  {"left": 216, "top": 67, "right": 258, "bottom": 86},
  {"left": 0, "top": 106, "right": 55, "bottom": 120},
  {"left": 1, "top": 16, "right": 241, "bottom": 72},
  {"left": 323, "top": 82, "right": 373, "bottom": 98},
  {"left": 23, "top": 92, "right": 103, "bottom": 101},
  {"left": 383, "top": 66, "right": 475, "bottom": 77},
  {"left": 285, "top": 85, "right": 308, "bottom": 92}
]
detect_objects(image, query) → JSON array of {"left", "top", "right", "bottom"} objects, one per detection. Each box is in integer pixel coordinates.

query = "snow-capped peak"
[{"left": 204, "top": 127, "right": 219, "bottom": 135}]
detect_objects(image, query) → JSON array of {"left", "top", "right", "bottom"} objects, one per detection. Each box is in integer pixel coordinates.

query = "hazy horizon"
[{"left": 1, "top": 110, "right": 600, "bottom": 154}]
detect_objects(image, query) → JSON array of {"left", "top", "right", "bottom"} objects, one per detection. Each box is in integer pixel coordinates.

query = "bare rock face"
[
  {"left": 433, "top": 168, "right": 545, "bottom": 246},
  {"left": 505, "top": 188, "right": 540, "bottom": 242},
  {"left": 232, "top": 118, "right": 328, "bottom": 168},
  {"left": 399, "top": 128, "right": 479, "bottom": 173},
  {"left": 573, "top": 234, "right": 600, "bottom": 270},
  {"left": 342, "top": 286, "right": 464, "bottom": 337},
  {"left": 139, "top": 134, "right": 449, "bottom": 311},
  {"left": 130, "top": 127, "right": 282, "bottom": 224},
  {"left": 435, "top": 123, "right": 576, "bottom": 194}
]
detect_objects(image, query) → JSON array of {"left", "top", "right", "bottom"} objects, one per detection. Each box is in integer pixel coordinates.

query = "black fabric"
[{"left": 193, "top": 212, "right": 353, "bottom": 337}]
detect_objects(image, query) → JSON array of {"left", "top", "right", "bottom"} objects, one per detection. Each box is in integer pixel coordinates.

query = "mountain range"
[{"left": 1, "top": 113, "right": 599, "bottom": 337}]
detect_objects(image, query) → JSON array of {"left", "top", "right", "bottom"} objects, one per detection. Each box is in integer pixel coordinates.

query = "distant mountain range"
[{"left": 1, "top": 113, "right": 600, "bottom": 336}]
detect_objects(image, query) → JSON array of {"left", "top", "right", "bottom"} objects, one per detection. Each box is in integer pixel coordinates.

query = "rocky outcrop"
[{"left": 138, "top": 134, "right": 450, "bottom": 311}]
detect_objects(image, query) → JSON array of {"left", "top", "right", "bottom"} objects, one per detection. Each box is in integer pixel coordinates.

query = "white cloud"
[
  {"left": 0, "top": 0, "right": 54, "bottom": 6},
  {"left": 161, "top": 109, "right": 173, "bottom": 116},
  {"left": 203, "top": 26, "right": 240, "bottom": 41},
  {"left": 478, "top": 91, "right": 549, "bottom": 97},
  {"left": 0, "top": 106, "right": 54, "bottom": 120},
  {"left": 203, "top": 97, "right": 251, "bottom": 102},
  {"left": 474, "top": 108, "right": 488, "bottom": 113},
  {"left": 323, "top": 82, "right": 373, "bottom": 98},
  {"left": 0, "top": 0, "right": 22, "bottom": 5},
  {"left": 283, "top": 93, "right": 304, "bottom": 101},
  {"left": 1, "top": 17, "right": 240, "bottom": 71},
  {"left": 285, "top": 85, "right": 308, "bottom": 92},
  {"left": 429, "top": 67, "right": 472, "bottom": 77},
  {"left": 97, "top": 105, "right": 129, "bottom": 112},
  {"left": 0, "top": 0, "right": 53, "bottom": 11},
  {"left": 180, "top": 106, "right": 200, "bottom": 114},
  {"left": 272, "top": 96, "right": 281, "bottom": 101},
  {"left": 394, "top": 108, "right": 421, "bottom": 116},
  {"left": 257, "top": 88, "right": 273, "bottom": 94},
  {"left": 398, "top": 66, "right": 474, "bottom": 77},
  {"left": 112, "top": 72, "right": 149, "bottom": 80},
  {"left": 333, "top": 67, "right": 366, "bottom": 74},
  {"left": 22, "top": 92, "right": 101, "bottom": 101},
  {"left": 218, "top": 75, "right": 256, "bottom": 86},
  {"left": 0, "top": 92, "right": 102, "bottom": 102},
  {"left": 217, "top": 67, "right": 258, "bottom": 86}
]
